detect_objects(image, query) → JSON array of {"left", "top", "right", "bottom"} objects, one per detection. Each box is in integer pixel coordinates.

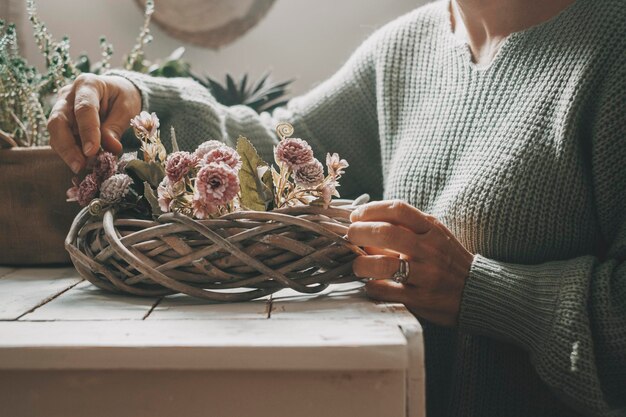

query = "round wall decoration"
[{"left": 135, "top": 0, "right": 276, "bottom": 49}]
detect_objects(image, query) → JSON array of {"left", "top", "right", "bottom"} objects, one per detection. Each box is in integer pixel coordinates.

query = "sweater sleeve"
[
  {"left": 458, "top": 58, "right": 626, "bottom": 416},
  {"left": 106, "top": 36, "right": 382, "bottom": 200}
]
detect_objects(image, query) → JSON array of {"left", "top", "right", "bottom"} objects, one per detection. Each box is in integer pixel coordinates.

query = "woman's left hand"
[{"left": 347, "top": 200, "right": 474, "bottom": 327}]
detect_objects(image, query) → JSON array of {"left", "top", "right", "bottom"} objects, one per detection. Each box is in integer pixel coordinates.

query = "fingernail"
[
  {"left": 83, "top": 143, "right": 94, "bottom": 154},
  {"left": 70, "top": 161, "right": 81, "bottom": 174}
]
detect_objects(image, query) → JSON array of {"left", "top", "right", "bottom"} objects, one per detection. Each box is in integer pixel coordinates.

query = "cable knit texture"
[{"left": 108, "top": 0, "right": 626, "bottom": 415}]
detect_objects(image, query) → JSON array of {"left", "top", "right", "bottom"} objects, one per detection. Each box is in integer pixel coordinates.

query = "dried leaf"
[
  {"left": 143, "top": 182, "right": 162, "bottom": 217},
  {"left": 125, "top": 159, "right": 165, "bottom": 188},
  {"left": 237, "top": 136, "right": 274, "bottom": 211}
]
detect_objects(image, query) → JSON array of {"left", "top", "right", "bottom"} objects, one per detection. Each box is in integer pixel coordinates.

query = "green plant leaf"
[
  {"left": 237, "top": 136, "right": 274, "bottom": 211},
  {"left": 143, "top": 182, "right": 163, "bottom": 217},
  {"left": 125, "top": 160, "right": 165, "bottom": 188}
]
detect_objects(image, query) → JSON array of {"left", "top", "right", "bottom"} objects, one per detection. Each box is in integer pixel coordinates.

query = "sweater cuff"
[{"left": 458, "top": 254, "right": 566, "bottom": 351}]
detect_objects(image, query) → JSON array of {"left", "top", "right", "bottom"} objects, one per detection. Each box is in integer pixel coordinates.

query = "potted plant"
[{"left": 0, "top": 0, "right": 294, "bottom": 265}]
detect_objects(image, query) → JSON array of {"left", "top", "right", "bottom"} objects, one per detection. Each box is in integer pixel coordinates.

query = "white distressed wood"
[
  {"left": 148, "top": 293, "right": 268, "bottom": 320},
  {"left": 0, "top": 268, "right": 82, "bottom": 320},
  {"left": 0, "top": 319, "right": 408, "bottom": 371},
  {"left": 22, "top": 281, "right": 159, "bottom": 321},
  {"left": 270, "top": 281, "right": 396, "bottom": 320},
  {"left": 1, "top": 369, "right": 405, "bottom": 417},
  {"left": 390, "top": 305, "right": 426, "bottom": 417}
]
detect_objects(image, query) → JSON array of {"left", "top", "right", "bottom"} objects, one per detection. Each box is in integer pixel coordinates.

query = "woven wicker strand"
[{"left": 66, "top": 204, "right": 367, "bottom": 302}]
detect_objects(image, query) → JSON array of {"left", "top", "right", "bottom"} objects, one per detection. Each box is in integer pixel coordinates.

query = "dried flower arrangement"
[{"left": 65, "top": 113, "right": 364, "bottom": 301}]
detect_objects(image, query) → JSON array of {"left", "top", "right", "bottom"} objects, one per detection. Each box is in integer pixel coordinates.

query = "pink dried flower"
[
  {"left": 294, "top": 159, "right": 324, "bottom": 187},
  {"left": 165, "top": 151, "right": 199, "bottom": 183},
  {"left": 66, "top": 177, "right": 80, "bottom": 202},
  {"left": 201, "top": 146, "right": 242, "bottom": 171},
  {"left": 194, "top": 140, "right": 224, "bottom": 160},
  {"left": 195, "top": 162, "right": 240, "bottom": 206},
  {"left": 117, "top": 152, "right": 138, "bottom": 173},
  {"left": 157, "top": 177, "right": 174, "bottom": 212},
  {"left": 326, "top": 153, "right": 349, "bottom": 178},
  {"left": 321, "top": 182, "right": 339, "bottom": 209},
  {"left": 93, "top": 152, "right": 117, "bottom": 182},
  {"left": 130, "top": 111, "right": 159, "bottom": 140},
  {"left": 100, "top": 174, "right": 132, "bottom": 203},
  {"left": 192, "top": 197, "right": 217, "bottom": 220},
  {"left": 274, "top": 138, "right": 314, "bottom": 169},
  {"left": 77, "top": 173, "right": 99, "bottom": 207}
]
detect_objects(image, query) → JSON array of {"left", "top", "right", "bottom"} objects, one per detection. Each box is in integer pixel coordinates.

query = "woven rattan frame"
[{"left": 65, "top": 205, "right": 365, "bottom": 302}]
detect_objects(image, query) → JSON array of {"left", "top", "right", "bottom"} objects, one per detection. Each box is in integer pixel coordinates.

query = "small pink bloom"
[
  {"left": 294, "top": 159, "right": 324, "bottom": 187},
  {"left": 93, "top": 152, "right": 117, "bottom": 182},
  {"left": 194, "top": 140, "right": 224, "bottom": 160},
  {"left": 195, "top": 162, "right": 240, "bottom": 207},
  {"left": 130, "top": 111, "right": 160, "bottom": 140},
  {"left": 77, "top": 173, "right": 99, "bottom": 207},
  {"left": 192, "top": 197, "right": 217, "bottom": 220},
  {"left": 66, "top": 177, "right": 80, "bottom": 202},
  {"left": 201, "top": 146, "right": 242, "bottom": 171},
  {"left": 274, "top": 138, "right": 314, "bottom": 169},
  {"left": 321, "top": 182, "right": 339, "bottom": 209},
  {"left": 157, "top": 177, "right": 173, "bottom": 212},
  {"left": 165, "top": 151, "right": 199, "bottom": 183},
  {"left": 326, "top": 152, "right": 349, "bottom": 178}
]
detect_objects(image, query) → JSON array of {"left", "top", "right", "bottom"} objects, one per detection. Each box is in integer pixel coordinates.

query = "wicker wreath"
[{"left": 65, "top": 204, "right": 366, "bottom": 302}]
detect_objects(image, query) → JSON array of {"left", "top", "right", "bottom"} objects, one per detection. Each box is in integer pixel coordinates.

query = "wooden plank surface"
[
  {"left": 148, "top": 293, "right": 268, "bottom": 320},
  {"left": 269, "top": 281, "right": 396, "bottom": 320},
  {"left": 0, "top": 268, "right": 82, "bottom": 321},
  {"left": 0, "top": 319, "right": 408, "bottom": 371},
  {"left": 22, "top": 281, "right": 160, "bottom": 321}
]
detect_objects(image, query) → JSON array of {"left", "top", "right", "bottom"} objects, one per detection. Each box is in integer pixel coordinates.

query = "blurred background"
[{"left": 2, "top": 0, "right": 429, "bottom": 95}]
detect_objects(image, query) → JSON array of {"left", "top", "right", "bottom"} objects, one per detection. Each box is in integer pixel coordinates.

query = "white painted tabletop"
[{"left": 0, "top": 266, "right": 424, "bottom": 417}]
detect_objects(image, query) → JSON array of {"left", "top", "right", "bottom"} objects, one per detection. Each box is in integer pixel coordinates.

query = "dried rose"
[
  {"left": 93, "top": 152, "right": 117, "bottom": 182},
  {"left": 100, "top": 174, "right": 132, "bottom": 203},
  {"left": 77, "top": 173, "right": 99, "bottom": 207},
  {"left": 201, "top": 146, "right": 242, "bottom": 171},
  {"left": 326, "top": 153, "right": 349, "bottom": 178},
  {"left": 142, "top": 141, "right": 167, "bottom": 163},
  {"left": 294, "top": 159, "right": 324, "bottom": 187},
  {"left": 165, "top": 151, "right": 199, "bottom": 183},
  {"left": 194, "top": 162, "right": 240, "bottom": 207},
  {"left": 274, "top": 138, "right": 314, "bottom": 169},
  {"left": 130, "top": 111, "right": 159, "bottom": 140},
  {"left": 194, "top": 140, "right": 224, "bottom": 160}
]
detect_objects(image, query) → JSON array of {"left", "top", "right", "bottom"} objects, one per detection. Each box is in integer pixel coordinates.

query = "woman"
[{"left": 48, "top": 0, "right": 625, "bottom": 415}]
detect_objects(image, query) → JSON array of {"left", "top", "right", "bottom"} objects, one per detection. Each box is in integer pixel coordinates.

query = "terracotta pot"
[{"left": 0, "top": 146, "right": 80, "bottom": 265}]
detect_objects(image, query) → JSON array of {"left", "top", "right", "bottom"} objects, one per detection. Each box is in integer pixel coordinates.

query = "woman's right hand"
[{"left": 48, "top": 74, "right": 142, "bottom": 173}]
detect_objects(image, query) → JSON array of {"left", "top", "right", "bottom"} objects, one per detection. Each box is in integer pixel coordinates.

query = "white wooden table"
[{"left": 0, "top": 266, "right": 424, "bottom": 417}]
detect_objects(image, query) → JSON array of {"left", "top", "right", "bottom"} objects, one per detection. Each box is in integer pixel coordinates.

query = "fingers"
[
  {"left": 350, "top": 200, "right": 435, "bottom": 235},
  {"left": 100, "top": 104, "right": 131, "bottom": 155},
  {"left": 347, "top": 221, "right": 421, "bottom": 258},
  {"left": 364, "top": 280, "right": 413, "bottom": 305},
  {"left": 353, "top": 255, "right": 406, "bottom": 280},
  {"left": 48, "top": 96, "right": 85, "bottom": 173},
  {"left": 363, "top": 246, "right": 399, "bottom": 257},
  {"left": 73, "top": 75, "right": 104, "bottom": 157}
]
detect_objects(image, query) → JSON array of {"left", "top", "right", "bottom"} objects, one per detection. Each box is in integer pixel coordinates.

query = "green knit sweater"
[{"left": 110, "top": 0, "right": 626, "bottom": 415}]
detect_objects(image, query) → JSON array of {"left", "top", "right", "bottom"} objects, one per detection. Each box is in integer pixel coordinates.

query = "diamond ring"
[{"left": 392, "top": 259, "right": 410, "bottom": 284}]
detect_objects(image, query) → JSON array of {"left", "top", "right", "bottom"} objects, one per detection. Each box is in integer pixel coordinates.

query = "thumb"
[{"left": 100, "top": 107, "right": 130, "bottom": 155}]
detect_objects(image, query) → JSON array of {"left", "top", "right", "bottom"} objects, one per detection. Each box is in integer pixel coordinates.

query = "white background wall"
[{"left": 11, "top": 0, "right": 429, "bottom": 95}]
